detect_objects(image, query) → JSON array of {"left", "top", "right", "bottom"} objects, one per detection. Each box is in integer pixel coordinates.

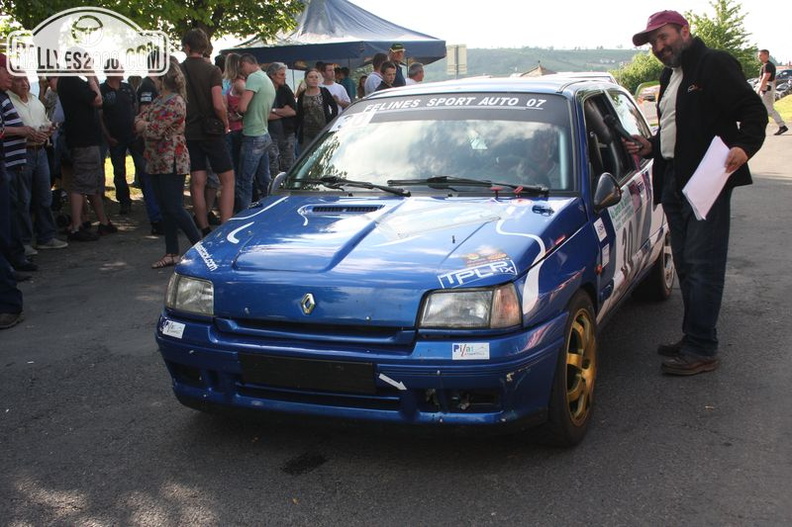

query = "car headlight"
[
  {"left": 165, "top": 273, "right": 214, "bottom": 316},
  {"left": 419, "top": 283, "right": 521, "bottom": 329}
]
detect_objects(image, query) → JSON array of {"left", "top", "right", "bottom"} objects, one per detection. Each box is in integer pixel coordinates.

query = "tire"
[
  {"left": 533, "top": 290, "right": 598, "bottom": 447},
  {"left": 634, "top": 231, "right": 675, "bottom": 301}
]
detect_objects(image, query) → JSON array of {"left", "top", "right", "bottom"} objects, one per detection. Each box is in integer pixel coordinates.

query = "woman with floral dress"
[{"left": 135, "top": 60, "right": 201, "bottom": 269}]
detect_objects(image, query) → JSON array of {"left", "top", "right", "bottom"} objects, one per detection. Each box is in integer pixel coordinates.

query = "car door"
[{"left": 583, "top": 91, "right": 654, "bottom": 318}]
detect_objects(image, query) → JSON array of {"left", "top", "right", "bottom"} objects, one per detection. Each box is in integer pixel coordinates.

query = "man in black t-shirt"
[
  {"left": 180, "top": 29, "right": 234, "bottom": 233},
  {"left": 100, "top": 59, "right": 137, "bottom": 213},
  {"left": 58, "top": 58, "right": 116, "bottom": 241},
  {"left": 266, "top": 62, "right": 297, "bottom": 178},
  {"left": 757, "top": 49, "right": 787, "bottom": 135}
]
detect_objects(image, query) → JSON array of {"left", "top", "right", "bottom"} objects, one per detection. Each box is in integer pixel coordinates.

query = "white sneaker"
[
  {"left": 35, "top": 238, "right": 69, "bottom": 250},
  {"left": 23, "top": 244, "right": 38, "bottom": 256}
]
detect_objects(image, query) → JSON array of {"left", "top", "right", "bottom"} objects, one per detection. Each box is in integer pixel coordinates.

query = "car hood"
[{"left": 180, "top": 195, "right": 586, "bottom": 325}]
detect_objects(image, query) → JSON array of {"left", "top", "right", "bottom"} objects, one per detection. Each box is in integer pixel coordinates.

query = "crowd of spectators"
[{"left": 1, "top": 34, "right": 423, "bottom": 329}]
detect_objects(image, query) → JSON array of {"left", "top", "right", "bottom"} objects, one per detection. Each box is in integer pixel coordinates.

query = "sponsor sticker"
[
  {"left": 594, "top": 218, "right": 607, "bottom": 242},
  {"left": 161, "top": 320, "right": 185, "bottom": 339},
  {"left": 438, "top": 258, "right": 517, "bottom": 288},
  {"left": 452, "top": 343, "right": 490, "bottom": 360}
]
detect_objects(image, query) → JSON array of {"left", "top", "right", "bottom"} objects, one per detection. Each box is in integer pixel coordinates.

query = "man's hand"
[
  {"left": 725, "top": 146, "right": 748, "bottom": 173},
  {"left": 623, "top": 135, "right": 652, "bottom": 157}
]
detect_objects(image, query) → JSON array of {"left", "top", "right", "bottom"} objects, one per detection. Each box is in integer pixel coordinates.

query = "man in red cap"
[{"left": 626, "top": 11, "right": 767, "bottom": 375}]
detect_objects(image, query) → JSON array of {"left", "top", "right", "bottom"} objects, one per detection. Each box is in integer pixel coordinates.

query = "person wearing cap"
[
  {"left": 626, "top": 10, "right": 766, "bottom": 375},
  {"left": 388, "top": 43, "right": 406, "bottom": 87}
]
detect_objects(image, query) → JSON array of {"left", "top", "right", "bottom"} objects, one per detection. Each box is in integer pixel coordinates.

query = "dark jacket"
[
  {"left": 296, "top": 86, "right": 339, "bottom": 144},
  {"left": 651, "top": 37, "right": 767, "bottom": 205}
]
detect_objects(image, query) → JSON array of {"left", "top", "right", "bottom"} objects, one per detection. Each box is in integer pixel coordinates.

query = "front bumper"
[{"left": 156, "top": 311, "right": 567, "bottom": 428}]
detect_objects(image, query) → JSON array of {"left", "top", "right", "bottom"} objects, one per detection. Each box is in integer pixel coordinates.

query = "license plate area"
[{"left": 239, "top": 354, "right": 376, "bottom": 395}]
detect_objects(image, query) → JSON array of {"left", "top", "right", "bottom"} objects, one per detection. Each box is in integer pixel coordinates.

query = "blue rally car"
[{"left": 157, "top": 77, "right": 674, "bottom": 446}]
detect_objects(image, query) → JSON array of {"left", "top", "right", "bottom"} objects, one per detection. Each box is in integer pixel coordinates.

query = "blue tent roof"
[{"left": 222, "top": 0, "right": 446, "bottom": 69}]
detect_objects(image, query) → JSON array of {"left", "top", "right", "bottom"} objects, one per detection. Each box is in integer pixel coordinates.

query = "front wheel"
[{"left": 533, "top": 291, "right": 598, "bottom": 447}]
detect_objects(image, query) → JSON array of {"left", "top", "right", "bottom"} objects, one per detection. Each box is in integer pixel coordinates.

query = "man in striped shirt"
[
  {"left": 0, "top": 53, "right": 25, "bottom": 330},
  {"left": 1, "top": 57, "right": 41, "bottom": 272}
]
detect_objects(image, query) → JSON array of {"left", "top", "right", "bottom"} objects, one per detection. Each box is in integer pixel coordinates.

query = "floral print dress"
[{"left": 140, "top": 93, "right": 190, "bottom": 175}]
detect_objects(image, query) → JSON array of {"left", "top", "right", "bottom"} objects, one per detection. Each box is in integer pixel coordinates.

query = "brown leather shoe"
[
  {"left": 657, "top": 339, "right": 683, "bottom": 357},
  {"left": 661, "top": 354, "right": 719, "bottom": 376}
]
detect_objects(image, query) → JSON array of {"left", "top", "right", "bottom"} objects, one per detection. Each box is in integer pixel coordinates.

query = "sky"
[{"left": 349, "top": 0, "right": 791, "bottom": 65}]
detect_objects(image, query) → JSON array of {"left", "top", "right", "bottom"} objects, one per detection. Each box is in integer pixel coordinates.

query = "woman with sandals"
[{"left": 135, "top": 59, "right": 201, "bottom": 269}]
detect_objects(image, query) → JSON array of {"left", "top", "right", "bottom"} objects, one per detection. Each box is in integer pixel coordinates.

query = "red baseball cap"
[
  {"left": 632, "top": 10, "right": 689, "bottom": 46},
  {"left": 0, "top": 53, "right": 7, "bottom": 69}
]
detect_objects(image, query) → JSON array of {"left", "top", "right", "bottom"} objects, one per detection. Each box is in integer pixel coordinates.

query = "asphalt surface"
[{"left": 2, "top": 126, "right": 790, "bottom": 526}]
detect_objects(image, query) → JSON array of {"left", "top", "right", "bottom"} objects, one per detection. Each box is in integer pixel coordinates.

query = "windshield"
[{"left": 285, "top": 92, "right": 576, "bottom": 194}]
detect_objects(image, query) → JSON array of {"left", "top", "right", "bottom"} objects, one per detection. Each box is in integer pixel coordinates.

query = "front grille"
[
  {"left": 238, "top": 384, "right": 402, "bottom": 411},
  {"left": 216, "top": 318, "right": 416, "bottom": 350}
]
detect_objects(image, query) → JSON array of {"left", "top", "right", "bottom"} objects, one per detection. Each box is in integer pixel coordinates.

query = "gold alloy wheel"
[{"left": 565, "top": 306, "right": 597, "bottom": 426}]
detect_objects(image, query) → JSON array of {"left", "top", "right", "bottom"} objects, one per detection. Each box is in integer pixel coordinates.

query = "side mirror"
[
  {"left": 269, "top": 172, "right": 287, "bottom": 194},
  {"left": 593, "top": 172, "right": 622, "bottom": 213}
]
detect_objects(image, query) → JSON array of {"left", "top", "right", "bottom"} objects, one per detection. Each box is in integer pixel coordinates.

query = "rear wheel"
[
  {"left": 634, "top": 231, "right": 675, "bottom": 301},
  {"left": 533, "top": 291, "right": 598, "bottom": 447}
]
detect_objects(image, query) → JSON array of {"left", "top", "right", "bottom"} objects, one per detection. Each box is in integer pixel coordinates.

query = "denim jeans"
[
  {"left": 268, "top": 133, "right": 296, "bottom": 178},
  {"left": 131, "top": 147, "right": 163, "bottom": 224},
  {"left": 661, "top": 164, "right": 732, "bottom": 357},
  {"left": 149, "top": 173, "right": 201, "bottom": 255},
  {"left": 226, "top": 129, "right": 243, "bottom": 176},
  {"left": 236, "top": 134, "right": 272, "bottom": 212},
  {"left": 0, "top": 163, "right": 23, "bottom": 314},
  {"left": 12, "top": 149, "right": 57, "bottom": 246},
  {"left": 107, "top": 141, "right": 132, "bottom": 206}
]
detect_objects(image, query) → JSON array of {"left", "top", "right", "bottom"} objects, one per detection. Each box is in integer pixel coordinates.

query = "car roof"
[{"left": 363, "top": 76, "right": 624, "bottom": 100}]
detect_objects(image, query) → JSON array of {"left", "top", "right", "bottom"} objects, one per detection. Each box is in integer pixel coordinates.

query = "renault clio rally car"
[{"left": 157, "top": 77, "right": 674, "bottom": 446}]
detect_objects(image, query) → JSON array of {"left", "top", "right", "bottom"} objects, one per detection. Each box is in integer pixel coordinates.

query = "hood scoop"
[{"left": 304, "top": 205, "right": 384, "bottom": 216}]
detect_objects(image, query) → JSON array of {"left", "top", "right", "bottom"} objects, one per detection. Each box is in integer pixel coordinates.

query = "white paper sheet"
[{"left": 681, "top": 136, "right": 734, "bottom": 220}]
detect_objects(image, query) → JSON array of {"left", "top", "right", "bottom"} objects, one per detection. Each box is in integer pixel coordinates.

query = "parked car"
[
  {"left": 156, "top": 77, "right": 674, "bottom": 447},
  {"left": 776, "top": 68, "right": 792, "bottom": 83}
]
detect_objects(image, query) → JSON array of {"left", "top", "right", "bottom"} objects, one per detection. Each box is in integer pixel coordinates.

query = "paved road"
[{"left": 2, "top": 128, "right": 790, "bottom": 526}]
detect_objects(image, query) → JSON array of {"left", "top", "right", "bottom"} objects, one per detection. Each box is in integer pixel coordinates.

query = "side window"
[
  {"left": 609, "top": 91, "right": 652, "bottom": 138},
  {"left": 609, "top": 91, "right": 653, "bottom": 173},
  {"left": 583, "top": 96, "right": 624, "bottom": 181}
]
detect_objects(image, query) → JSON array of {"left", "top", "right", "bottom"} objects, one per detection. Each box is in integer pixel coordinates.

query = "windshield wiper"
[
  {"left": 388, "top": 176, "right": 549, "bottom": 197},
  {"left": 310, "top": 175, "right": 411, "bottom": 197}
]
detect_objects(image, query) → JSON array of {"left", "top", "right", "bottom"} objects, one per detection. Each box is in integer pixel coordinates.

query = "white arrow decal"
[
  {"left": 378, "top": 373, "right": 407, "bottom": 391},
  {"left": 226, "top": 222, "right": 255, "bottom": 244}
]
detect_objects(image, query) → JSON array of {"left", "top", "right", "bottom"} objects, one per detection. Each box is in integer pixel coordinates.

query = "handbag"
[{"left": 183, "top": 61, "right": 226, "bottom": 136}]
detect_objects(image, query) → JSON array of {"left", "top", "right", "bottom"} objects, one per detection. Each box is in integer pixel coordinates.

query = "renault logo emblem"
[{"left": 300, "top": 293, "right": 316, "bottom": 315}]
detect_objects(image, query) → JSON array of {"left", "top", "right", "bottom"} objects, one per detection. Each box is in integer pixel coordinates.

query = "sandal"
[{"left": 151, "top": 254, "right": 180, "bottom": 269}]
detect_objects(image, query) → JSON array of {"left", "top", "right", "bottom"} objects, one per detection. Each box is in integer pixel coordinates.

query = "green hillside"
[{"left": 422, "top": 47, "right": 640, "bottom": 81}]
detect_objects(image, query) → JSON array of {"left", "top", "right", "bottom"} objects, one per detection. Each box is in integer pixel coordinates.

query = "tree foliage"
[
  {"left": 0, "top": 0, "right": 303, "bottom": 46},
  {"left": 615, "top": 0, "right": 759, "bottom": 93},
  {"left": 612, "top": 52, "right": 664, "bottom": 93},
  {"left": 686, "top": 0, "right": 758, "bottom": 77}
]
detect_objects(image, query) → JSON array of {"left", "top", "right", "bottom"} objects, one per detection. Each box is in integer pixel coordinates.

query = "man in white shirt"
[
  {"left": 364, "top": 53, "right": 388, "bottom": 96},
  {"left": 406, "top": 62, "right": 424, "bottom": 85},
  {"left": 318, "top": 62, "right": 350, "bottom": 110},
  {"left": 8, "top": 76, "right": 68, "bottom": 251}
]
